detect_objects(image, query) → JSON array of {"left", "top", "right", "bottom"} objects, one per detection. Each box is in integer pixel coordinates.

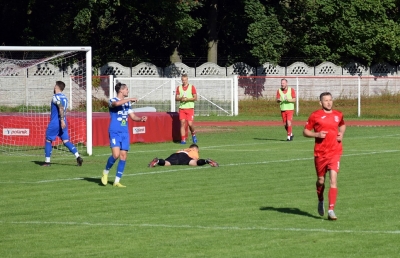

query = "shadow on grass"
[
  {"left": 32, "top": 161, "right": 84, "bottom": 167},
  {"left": 259, "top": 206, "right": 321, "bottom": 219},
  {"left": 253, "top": 138, "right": 287, "bottom": 142},
  {"left": 81, "top": 177, "right": 106, "bottom": 186}
]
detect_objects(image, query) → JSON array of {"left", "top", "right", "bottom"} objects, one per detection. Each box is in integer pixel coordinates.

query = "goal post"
[
  {"left": 113, "top": 77, "right": 239, "bottom": 116},
  {"left": 0, "top": 46, "right": 93, "bottom": 156}
]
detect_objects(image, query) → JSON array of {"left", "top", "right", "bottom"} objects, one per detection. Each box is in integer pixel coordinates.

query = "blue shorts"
[
  {"left": 45, "top": 124, "right": 70, "bottom": 142},
  {"left": 109, "top": 131, "right": 130, "bottom": 151}
]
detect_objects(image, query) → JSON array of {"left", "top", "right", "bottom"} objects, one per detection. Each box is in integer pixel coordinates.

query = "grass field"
[{"left": 0, "top": 125, "right": 399, "bottom": 257}]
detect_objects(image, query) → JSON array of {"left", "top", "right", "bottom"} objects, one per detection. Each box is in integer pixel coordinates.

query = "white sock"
[
  {"left": 45, "top": 157, "right": 50, "bottom": 163},
  {"left": 114, "top": 177, "right": 120, "bottom": 183},
  {"left": 103, "top": 170, "right": 109, "bottom": 175},
  {"left": 74, "top": 152, "right": 80, "bottom": 158}
]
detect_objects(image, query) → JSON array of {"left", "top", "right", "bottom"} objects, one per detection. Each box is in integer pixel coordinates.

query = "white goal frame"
[
  {"left": 0, "top": 46, "right": 93, "bottom": 155},
  {"left": 113, "top": 76, "right": 239, "bottom": 116}
]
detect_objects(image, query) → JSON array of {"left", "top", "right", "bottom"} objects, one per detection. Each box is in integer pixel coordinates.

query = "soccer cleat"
[
  {"left": 180, "top": 140, "right": 186, "bottom": 144},
  {"left": 318, "top": 201, "right": 325, "bottom": 216},
  {"left": 113, "top": 182, "right": 126, "bottom": 188},
  {"left": 76, "top": 156, "right": 83, "bottom": 166},
  {"left": 206, "top": 158, "right": 219, "bottom": 167},
  {"left": 328, "top": 210, "right": 337, "bottom": 220},
  {"left": 101, "top": 171, "right": 108, "bottom": 186},
  {"left": 41, "top": 162, "right": 51, "bottom": 167},
  {"left": 192, "top": 135, "right": 198, "bottom": 143},
  {"left": 148, "top": 157, "right": 159, "bottom": 168},
  {"left": 290, "top": 135, "right": 294, "bottom": 141}
]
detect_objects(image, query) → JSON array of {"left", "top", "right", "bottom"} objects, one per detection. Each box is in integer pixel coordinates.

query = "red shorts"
[
  {"left": 179, "top": 108, "right": 194, "bottom": 121},
  {"left": 314, "top": 155, "right": 341, "bottom": 177},
  {"left": 281, "top": 110, "right": 294, "bottom": 124}
]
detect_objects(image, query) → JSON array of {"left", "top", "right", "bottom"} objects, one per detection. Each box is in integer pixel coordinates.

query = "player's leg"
[
  {"left": 315, "top": 157, "right": 327, "bottom": 216},
  {"left": 43, "top": 139, "right": 53, "bottom": 166},
  {"left": 113, "top": 133, "right": 130, "bottom": 187},
  {"left": 327, "top": 156, "right": 340, "bottom": 220},
  {"left": 186, "top": 109, "right": 197, "bottom": 143},
  {"left": 286, "top": 110, "right": 294, "bottom": 141},
  {"left": 42, "top": 126, "right": 57, "bottom": 166},
  {"left": 281, "top": 111, "right": 289, "bottom": 140},
  {"left": 179, "top": 109, "right": 187, "bottom": 144},
  {"left": 60, "top": 128, "right": 83, "bottom": 166},
  {"left": 113, "top": 150, "right": 127, "bottom": 187},
  {"left": 102, "top": 132, "right": 121, "bottom": 186}
]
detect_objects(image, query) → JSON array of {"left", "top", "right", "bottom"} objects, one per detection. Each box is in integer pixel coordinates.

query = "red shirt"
[
  {"left": 176, "top": 84, "right": 197, "bottom": 95},
  {"left": 304, "top": 109, "right": 345, "bottom": 157}
]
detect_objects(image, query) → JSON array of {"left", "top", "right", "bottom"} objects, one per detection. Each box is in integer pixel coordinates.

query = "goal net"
[
  {"left": 0, "top": 47, "right": 93, "bottom": 156},
  {"left": 114, "top": 77, "right": 239, "bottom": 116}
]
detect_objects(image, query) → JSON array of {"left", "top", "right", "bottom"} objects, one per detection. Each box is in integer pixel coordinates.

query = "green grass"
[{"left": 1, "top": 126, "right": 399, "bottom": 257}]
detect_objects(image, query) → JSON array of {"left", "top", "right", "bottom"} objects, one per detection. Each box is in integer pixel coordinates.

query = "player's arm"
[
  {"left": 129, "top": 112, "right": 147, "bottom": 122},
  {"left": 110, "top": 98, "right": 137, "bottom": 107},
  {"left": 337, "top": 124, "right": 346, "bottom": 142},
  {"left": 287, "top": 88, "right": 296, "bottom": 103},
  {"left": 55, "top": 98, "right": 66, "bottom": 129},
  {"left": 303, "top": 128, "right": 328, "bottom": 139},
  {"left": 276, "top": 90, "right": 282, "bottom": 103},
  {"left": 175, "top": 87, "right": 183, "bottom": 101}
]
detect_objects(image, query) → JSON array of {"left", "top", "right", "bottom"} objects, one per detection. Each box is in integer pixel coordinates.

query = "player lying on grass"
[{"left": 148, "top": 144, "right": 219, "bottom": 167}]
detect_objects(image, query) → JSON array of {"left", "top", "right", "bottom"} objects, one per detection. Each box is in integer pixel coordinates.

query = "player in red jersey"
[
  {"left": 303, "top": 92, "right": 346, "bottom": 220},
  {"left": 276, "top": 78, "right": 296, "bottom": 141}
]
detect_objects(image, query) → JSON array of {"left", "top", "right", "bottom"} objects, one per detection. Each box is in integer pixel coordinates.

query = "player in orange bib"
[
  {"left": 303, "top": 92, "right": 346, "bottom": 220},
  {"left": 148, "top": 144, "right": 219, "bottom": 167}
]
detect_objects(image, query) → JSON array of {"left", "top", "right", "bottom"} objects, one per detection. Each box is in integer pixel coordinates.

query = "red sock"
[
  {"left": 316, "top": 183, "right": 325, "bottom": 201},
  {"left": 328, "top": 187, "right": 338, "bottom": 210},
  {"left": 181, "top": 136, "right": 186, "bottom": 141},
  {"left": 192, "top": 131, "right": 196, "bottom": 136}
]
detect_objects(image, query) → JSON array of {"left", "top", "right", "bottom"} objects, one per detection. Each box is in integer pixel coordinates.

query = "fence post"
[{"left": 358, "top": 76, "right": 361, "bottom": 117}]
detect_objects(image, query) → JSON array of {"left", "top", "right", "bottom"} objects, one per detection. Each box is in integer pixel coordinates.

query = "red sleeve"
[
  {"left": 291, "top": 88, "right": 296, "bottom": 98},
  {"left": 276, "top": 90, "right": 280, "bottom": 99},
  {"left": 304, "top": 113, "right": 315, "bottom": 130},
  {"left": 191, "top": 85, "right": 197, "bottom": 94}
]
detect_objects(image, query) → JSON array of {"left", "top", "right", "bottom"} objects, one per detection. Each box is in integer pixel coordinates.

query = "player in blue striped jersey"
[
  {"left": 42, "top": 81, "right": 83, "bottom": 166},
  {"left": 101, "top": 82, "right": 148, "bottom": 187}
]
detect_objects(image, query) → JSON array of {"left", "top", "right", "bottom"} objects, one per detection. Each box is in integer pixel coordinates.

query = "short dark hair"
[
  {"left": 55, "top": 81, "right": 65, "bottom": 91},
  {"left": 319, "top": 92, "right": 332, "bottom": 101},
  {"left": 281, "top": 78, "right": 288, "bottom": 83},
  {"left": 189, "top": 143, "right": 199, "bottom": 149},
  {"left": 115, "top": 82, "right": 127, "bottom": 93}
]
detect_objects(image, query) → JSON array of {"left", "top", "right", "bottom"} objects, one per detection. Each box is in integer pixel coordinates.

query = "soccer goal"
[
  {"left": 114, "top": 77, "right": 239, "bottom": 116},
  {"left": 0, "top": 46, "right": 93, "bottom": 156}
]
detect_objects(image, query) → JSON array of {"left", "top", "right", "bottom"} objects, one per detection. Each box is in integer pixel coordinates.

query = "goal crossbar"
[{"left": 0, "top": 46, "right": 93, "bottom": 156}]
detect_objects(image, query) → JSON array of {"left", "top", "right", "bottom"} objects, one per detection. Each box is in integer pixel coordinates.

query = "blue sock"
[
  {"left": 106, "top": 156, "right": 117, "bottom": 170},
  {"left": 64, "top": 141, "right": 77, "bottom": 155},
  {"left": 116, "top": 160, "right": 126, "bottom": 179},
  {"left": 45, "top": 141, "right": 52, "bottom": 158}
]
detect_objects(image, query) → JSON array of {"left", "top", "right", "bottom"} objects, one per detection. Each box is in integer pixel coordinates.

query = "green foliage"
[
  {"left": 1, "top": 126, "right": 399, "bottom": 257},
  {"left": 244, "top": 0, "right": 288, "bottom": 64}
]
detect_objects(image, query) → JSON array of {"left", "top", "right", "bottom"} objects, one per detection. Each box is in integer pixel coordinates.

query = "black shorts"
[{"left": 165, "top": 153, "right": 192, "bottom": 165}]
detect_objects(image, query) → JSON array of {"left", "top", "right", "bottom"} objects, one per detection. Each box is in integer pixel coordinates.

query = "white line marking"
[
  {"left": 1, "top": 220, "right": 399, "bottom": 234},
  {"left": 3, "top": 150, "right": 398, "bottom": 184}
]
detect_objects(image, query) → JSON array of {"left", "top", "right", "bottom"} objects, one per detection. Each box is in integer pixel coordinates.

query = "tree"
[{"left": 244, "top": 0, "right": 288, "bottom": 65}]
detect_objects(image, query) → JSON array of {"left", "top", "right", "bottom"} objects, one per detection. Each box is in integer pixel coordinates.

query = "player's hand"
[
  {"left": 60, "top": 120, "right": 66, "bottom": 129},
  {"left": 336, "top": 132, "right": 344, "bottom": 142},
  {"left": 130, "top": 98, "right": 138, "bottom": 103},
  {"left": 317, "top": 131, "right": 328, "bottom": 138},
  {"left": 140, "top": 116, "right": 147, "bottom": 122}
]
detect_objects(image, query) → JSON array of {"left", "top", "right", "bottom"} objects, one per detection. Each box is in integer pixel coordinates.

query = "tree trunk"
[
  {"left": 207, "top": 0, "right": 218, "bottom": 64},
  {"left": 170, "top": 47, "right": 182, "bottom": 63}
]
